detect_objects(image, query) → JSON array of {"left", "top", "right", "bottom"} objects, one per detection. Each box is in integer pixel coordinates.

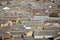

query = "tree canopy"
[
  {"left": 17, "top": 19, "right": 22, "bottom": 24},
  {"left": 49, "top": 12, "right": 59, "bottom": 17}
]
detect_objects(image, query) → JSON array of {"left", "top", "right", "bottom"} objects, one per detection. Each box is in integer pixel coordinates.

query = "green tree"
[
  {"left": 49, "top": 12, "right": 59, "bottom": 17},
  {"left": 6, "top": 1, "right": 10, "bottom": 4},
  {"left": 17, "top": 19, "right": 22, "bottom": 24},
  {"left": 35, "top": 0, "right": 40, "bottom": 2}
]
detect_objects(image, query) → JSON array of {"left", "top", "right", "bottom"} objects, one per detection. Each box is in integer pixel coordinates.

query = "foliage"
[
  {"left": 7, "top": 1, "right": 10, "bottom": 4},
  {"left": 35, "top": 0, "right": 40, "bottom": 2},
  {"left": 49, "top": 12, "right": 59, "bottom": 17},
  {"left": 17, "top": 19, "right": 22, "bottom": 24}
]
